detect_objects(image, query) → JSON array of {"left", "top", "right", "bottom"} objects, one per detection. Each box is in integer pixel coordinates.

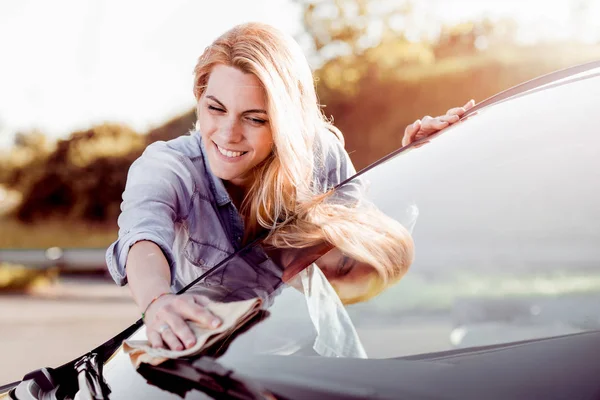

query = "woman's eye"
[
  {"left": 208, "top": 105, "right": 224, "bottom": 112},
  {"left": 336, "top": 256, "right": 353, "bottom": 277},
  {"left": 248, "top": 117, "right": 266, "bottom": 125},
  {"left": 338, "top": 265, "right": 352, "bottom": 277}
]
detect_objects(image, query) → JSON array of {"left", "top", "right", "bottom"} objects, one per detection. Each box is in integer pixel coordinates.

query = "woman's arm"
[
  {"left": 126, "top": 240, "right": 173, "bottom": 314},
  {"left": 105, "top": 142, "right": 221, "bottom": 350},
  {"left": 126, "top": 240, "right": 221, "bottom": 350}
]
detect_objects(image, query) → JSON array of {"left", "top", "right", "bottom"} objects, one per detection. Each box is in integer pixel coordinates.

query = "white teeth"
[{"left": 216, "top": 144, "right": 245, "bottom": 158}]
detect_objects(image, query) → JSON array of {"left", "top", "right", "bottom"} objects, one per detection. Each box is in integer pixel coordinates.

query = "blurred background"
[{"left": 2, "top": 0, "right": 600, "bottom": 385}]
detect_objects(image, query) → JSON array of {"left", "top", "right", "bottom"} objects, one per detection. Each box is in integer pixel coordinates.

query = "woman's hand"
[
  {"left": 143, "top": 293, "right": 222, "bottom": 351},
  {"left": 402, "top": 99, "right": 475, "bottom": 147}
]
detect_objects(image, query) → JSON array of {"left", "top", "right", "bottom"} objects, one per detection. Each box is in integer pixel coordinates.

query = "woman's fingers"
[
  {"left": 446, "top": 107, "right": 465, "bottom": 116},
  {"left": 438, "top": 114, "right": 460, "bottom": 124},
  {"left": 402, "top": 119, "right": 421, "bottom": 147},
  {"left": 159, "top": 323, "right": 185, "bottom": 351},
  {"left": 152, "top": 304, "right": 191, "bottom": 350},
  {"left": 447, "top": 99, "right": 475, "bottom": 117},
  {"left": 158, "top": 296, "right": 221, "bottom": 350},
  {"left": 165, "top": 313, "right": 198, "bottom": 349},
  {"left": 177, "top": 296, "right": 222, "bottom": 330},
  {"left": 147, "top": 330, "right": 164, "bottom": 349},
  {"left": 191, "top": 294, "right": 212, "bottom": 306},
  {"left": 144, "top": 294, "right": 222, "bottom": 351},
  {"left": 404, "top": 100, "right": 475, "bottom": 146},
  {"left": 421, "top": 115, "right": 449, "bottom": 132}
]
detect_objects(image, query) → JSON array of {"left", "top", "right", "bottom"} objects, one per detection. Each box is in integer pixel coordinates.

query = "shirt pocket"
[{"left": 183, "top": 238, "right": 231, "bottom": 283}]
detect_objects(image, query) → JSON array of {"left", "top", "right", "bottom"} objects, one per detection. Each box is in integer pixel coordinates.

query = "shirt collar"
[{"left": 199, "top": 134, "right": 232, "bottom": 207}]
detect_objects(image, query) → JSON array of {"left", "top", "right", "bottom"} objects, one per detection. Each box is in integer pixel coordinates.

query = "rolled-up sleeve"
[{"left": 105, "top": 142, "right": 194, "bottom": 286}]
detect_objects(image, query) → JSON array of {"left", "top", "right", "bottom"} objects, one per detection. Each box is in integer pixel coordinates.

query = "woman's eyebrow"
[
  {"left": 206, "top": 95, "right": 267, "bottom": 114},
  {"left": 206, "top": 95, "right": 226, "bottom": 109},
  {"left": 244, "top": 108, "right": 267, "bottom": 115}
]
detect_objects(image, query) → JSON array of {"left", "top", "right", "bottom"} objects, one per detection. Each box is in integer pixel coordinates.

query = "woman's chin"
[
  {"left": 212, "top": 167, "right": 253, "bottom": 187},
  {"left": 209, "top": 157, "right": 248, "bottom": 181}
]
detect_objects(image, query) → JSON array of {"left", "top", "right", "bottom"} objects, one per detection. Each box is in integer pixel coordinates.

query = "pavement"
[{"left": 0, "top": 277, "right": 139, "bottom": 384}]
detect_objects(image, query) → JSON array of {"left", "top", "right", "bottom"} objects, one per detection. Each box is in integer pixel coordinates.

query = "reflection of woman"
[
  {"left": 106, "top": 22, "right": 470, "bottom": 351},
  {"left": 269, "top": 200, "right": 417, "bottom": 305}
]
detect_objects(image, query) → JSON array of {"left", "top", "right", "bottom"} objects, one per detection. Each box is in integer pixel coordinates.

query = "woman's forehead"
[{"left": 205, "top": 65, "right": 266, "bottom": 105}]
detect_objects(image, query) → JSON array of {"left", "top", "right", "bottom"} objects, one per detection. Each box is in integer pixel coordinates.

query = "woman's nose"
[{"left": 219, "top": 119, "right": 243, "bottom": 143}]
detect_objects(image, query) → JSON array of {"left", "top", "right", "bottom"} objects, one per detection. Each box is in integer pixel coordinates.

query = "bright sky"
[{"left": 1, "top": 0, "right": 598, "bottom": 149}]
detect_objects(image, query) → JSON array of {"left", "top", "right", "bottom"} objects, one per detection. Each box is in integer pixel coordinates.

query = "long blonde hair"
[
  {"left": 193, "top": 22, "right": 340, "bottom": 240},
  {"left": 193, "top": 22, "right": 413, "bottom": 302},
  {"left": 267, "top": 192, "right": 415, "bottom": 304}
]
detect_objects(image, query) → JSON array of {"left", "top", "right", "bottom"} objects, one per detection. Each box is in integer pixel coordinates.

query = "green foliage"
[
  {"left": 4, "top": 124, "right": 145, "bottom": 223},
  {"left": 0, "top": 109, "right": 197, "bottom": 228}
]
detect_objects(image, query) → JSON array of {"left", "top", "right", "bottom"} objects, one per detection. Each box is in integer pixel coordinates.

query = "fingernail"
[
  {"left": 211, "top": 318, "right": 221, "bottom": 328},
  {"left": 186, "top": 340, "right": 195, "bottom": 347}
]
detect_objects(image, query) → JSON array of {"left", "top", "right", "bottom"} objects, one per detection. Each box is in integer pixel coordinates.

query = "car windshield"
[{"left": 173, "top": 65, "right": 600, "bottom": 361}]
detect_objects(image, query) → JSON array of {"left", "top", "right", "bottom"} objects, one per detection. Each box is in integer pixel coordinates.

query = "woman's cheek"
[{"left": 196, "top": 108, "right": 216, "bottom": 133}]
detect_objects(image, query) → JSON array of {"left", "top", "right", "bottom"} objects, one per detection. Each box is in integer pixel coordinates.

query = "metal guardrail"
[{"left": 0, "top": 248, "right": 107, "bottom": 271}]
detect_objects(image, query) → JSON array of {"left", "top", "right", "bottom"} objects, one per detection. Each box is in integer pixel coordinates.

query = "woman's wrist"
[
  {"left": 141, "top": 291, "right": 174, "bottom": 321},
  {"left": 125, "top": 241, "right": 175, "bottom": 318}
]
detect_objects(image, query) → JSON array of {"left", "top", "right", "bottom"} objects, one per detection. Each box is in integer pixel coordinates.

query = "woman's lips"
[{"left": 213, "top": 141, "right": 248, "bottom": 162}]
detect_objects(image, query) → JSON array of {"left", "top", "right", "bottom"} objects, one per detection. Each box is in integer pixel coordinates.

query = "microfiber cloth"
[{"left": 123, "top": 298, "right": 263, "bottom": 368}]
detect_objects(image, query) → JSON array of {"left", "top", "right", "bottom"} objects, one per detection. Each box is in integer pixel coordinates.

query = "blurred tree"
[
  {"left": 1, "top": 107, "right": 197, "bottom": 226},
  {"left": 434, "top": 17, "right": 518, "bottom": 59},
  {"left": 145, "top": 108, "right": 196, "bottom": 144},
  {"left": 295, "top": 0, "right": 435, "bottom": 97},
  {"left": 0, "top": 130, "right": 53, "bottom": 189},
  {"left": 13, "top": 130, "right": 49, "bottom": 150},
  {"left": 7, "top": 124, "right": 145, "bottom": 223},
  {"left": 295, "top": 0, "right": 415, "bottom": 59}
]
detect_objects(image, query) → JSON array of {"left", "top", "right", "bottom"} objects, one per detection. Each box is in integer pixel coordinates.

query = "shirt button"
[{"left": 198, "top": 258, "right": 205, "bottom": 265}]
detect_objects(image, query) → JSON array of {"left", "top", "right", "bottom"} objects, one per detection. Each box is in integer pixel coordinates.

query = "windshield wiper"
[{"left": 137, "top": 356, "right": 277, "bottom": 400}]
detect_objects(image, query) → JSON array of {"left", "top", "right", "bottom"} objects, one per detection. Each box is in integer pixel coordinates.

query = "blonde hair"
[
  {"left": 193, "top": 22, "right": 341, "bottom": 241},
  {"left": 193, "top": 22, "right": 413, "bottom": 303},
  {"left": 267, "top": 193, "right": 415, "bottom": 304}
]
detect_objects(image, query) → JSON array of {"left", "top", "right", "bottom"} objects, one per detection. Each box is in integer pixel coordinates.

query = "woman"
[{"left": 106, "top": 22, "right": 473, "bottom": 351}]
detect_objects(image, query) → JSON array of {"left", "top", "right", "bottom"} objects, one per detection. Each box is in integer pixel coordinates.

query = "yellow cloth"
[{"left": 123, "top": 298, "right": 262, "bottom": 368}]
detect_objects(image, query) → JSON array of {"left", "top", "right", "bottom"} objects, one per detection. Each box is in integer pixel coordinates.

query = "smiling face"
[{"left": 197, "top": 64, "right": 274, "bottom": 188}]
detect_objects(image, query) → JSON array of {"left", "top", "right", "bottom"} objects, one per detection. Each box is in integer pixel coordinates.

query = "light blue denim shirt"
[{"left": 105, "top": 131, "right": 357, "bottom": 293}]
